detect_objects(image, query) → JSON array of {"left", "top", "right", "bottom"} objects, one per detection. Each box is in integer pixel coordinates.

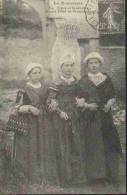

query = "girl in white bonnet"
[
  {"left": 7, "top": 62, "right": 51, "bottom": 188},
  {"left": 76, "top": 52, "right": 122, "bottom": 188},
  {"left": 46, "top": 53, "right": 86, "bottom": 187}
]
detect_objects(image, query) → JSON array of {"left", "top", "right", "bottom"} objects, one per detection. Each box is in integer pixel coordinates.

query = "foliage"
[{"left": 112, "top": 99, "right": 125, "bottom": 127}]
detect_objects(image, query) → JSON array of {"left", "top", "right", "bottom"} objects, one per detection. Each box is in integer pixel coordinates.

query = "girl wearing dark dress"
[
  {"left": 11, "top": 63, "right": 49, "bottom": 185},
  {"left": 76, "top": 52, "right": 122, "bottom": 186},
  {"left": 47, "top": 54, "right": 86, "bottom": 187}
]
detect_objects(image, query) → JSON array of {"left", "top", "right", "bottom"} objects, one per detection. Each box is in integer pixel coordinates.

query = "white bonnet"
[
  {"left": 25, "top": 62, "right": 42, "bottom": 75},
  {"left": 83, "top": 52, "right": 104, "bottom": 64},
  {"left": 59, "top": 53, "right": 75, "bottom": 67}
]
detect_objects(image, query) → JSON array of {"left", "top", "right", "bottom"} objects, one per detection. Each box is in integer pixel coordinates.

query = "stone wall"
[{"left": 100, "top": 47, "right": 125, "bottom": 100}]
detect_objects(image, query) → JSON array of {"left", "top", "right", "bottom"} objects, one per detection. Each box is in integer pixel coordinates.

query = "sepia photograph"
[{"left": 0, "top": 0, "right": 126, "bottom": 194}]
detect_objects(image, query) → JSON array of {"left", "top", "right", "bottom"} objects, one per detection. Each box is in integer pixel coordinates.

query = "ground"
[
  {"left": 0, "top": 179, "right": 126, "bottom": 194},
  {"left": 0, "top": 88, "right": 126, "bottom": 194}
]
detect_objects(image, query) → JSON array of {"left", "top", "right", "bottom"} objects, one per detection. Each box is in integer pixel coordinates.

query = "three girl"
[{"left": 5, "top": 52, "right": 122, "bottom": 189}]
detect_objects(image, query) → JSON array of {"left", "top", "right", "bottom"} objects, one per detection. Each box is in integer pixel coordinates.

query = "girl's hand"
[
  {"left": 59, "top": 111, "right": 69, "bottom": 120},
  {"left": 87, "top": 103, "right": 98, "bottom": 111},
  {"left": 29, "top": 106, "right": 40, "bottom": 116},
  {"left": 76, "top": 97, "right": 86, "bottom": 108},
  {"left": 18, "top": 105, "right": 40, "bottom": 115},
  {"left": 18, "top": 105, "right": 31, "bottom": 113},
  {"left": 103, "top": 98, "right": 115, "bottom": 112}
]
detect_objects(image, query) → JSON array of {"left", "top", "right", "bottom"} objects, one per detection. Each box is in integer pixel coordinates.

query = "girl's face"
[
  {"left": 61, "top": 62, "right": 74, "bottom": 78},
  {"left": 28, "top": 67, "right": 41, "bottom": 83},
  {"left": 87, "top": 58, "right": 101, "bottom": 74}
]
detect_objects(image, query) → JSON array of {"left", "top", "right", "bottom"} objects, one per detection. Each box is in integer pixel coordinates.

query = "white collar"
[
  {"left": 61, "top": 75, "right": 75, "bottom": 84},
  {"left": 26, "top": 82, "right": 41, "bottom": 89},
  {"left": 88, "top": 72, "right": 107, "bottom": 86},
  {"left": 88, "top": 72, "right": 103, "bottom": 77}
]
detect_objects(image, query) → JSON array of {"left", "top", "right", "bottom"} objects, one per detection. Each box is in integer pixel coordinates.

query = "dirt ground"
[{"left": 0, "top": 179, "right": 126, "bottom": 194}]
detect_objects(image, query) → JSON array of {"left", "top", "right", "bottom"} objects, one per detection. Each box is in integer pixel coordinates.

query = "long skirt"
[
  {"left": 51, "top": 113, "right": 86, "bottom": 186},
  {"left": 101, "top": 111, "right": 123, "bottom": 184},
  {"left": 79, "top": 110, "right": 106, "bottom": 181},
  {"left": 13, "top": 114, "right": 42, "bottom": 184}
]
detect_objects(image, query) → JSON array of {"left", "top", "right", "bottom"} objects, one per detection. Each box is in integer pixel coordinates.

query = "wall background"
[{"left": 0, "top": 0, "right": 125, "bottom": 99}]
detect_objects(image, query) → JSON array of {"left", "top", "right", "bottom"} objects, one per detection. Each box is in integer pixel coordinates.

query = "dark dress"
[
  {"left": 77, "top": 73, "right": 122, "bottom": 183},
  {"left": 13, "top": 82, "right": 48, "bottom": 184},
  {"left": 47, "top": 77, "right": 86, "bottom": 186}
]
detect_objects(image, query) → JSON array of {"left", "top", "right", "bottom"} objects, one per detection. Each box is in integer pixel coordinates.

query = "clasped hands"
[
  {"left": 76, "top": 97, "right": 115, "bottom": 112},
  {"left": 17, "top": 105, "right": 40, "bottom": 116},
  {"left": 76, "top": 97, "right": 98, "bottom": 111}
]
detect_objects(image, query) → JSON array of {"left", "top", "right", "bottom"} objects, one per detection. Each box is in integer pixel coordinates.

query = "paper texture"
[{"left": 0, "top": 0, "right": 125, "bottom": 194}]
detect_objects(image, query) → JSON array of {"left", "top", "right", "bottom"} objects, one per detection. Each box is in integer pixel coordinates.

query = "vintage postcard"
[{"left": 0, "top": 0, "right": 126, "bottom": 194}]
